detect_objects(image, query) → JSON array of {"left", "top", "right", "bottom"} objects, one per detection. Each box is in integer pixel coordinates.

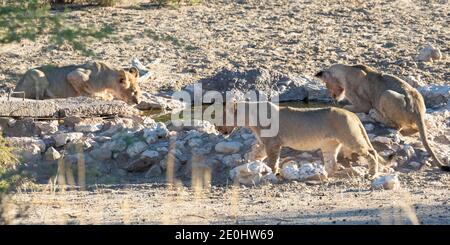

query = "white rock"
[
  {"left": 417, "top": 44, "right": 442, "bottom": 62},
  {"left": 372, "top": 174, "right": 400, "bottom": 190},
  {"left": 35, "top": 121, "right": 59, "bottom": 135},
  {"left": 74, "top": 123, "right": 103, "bottom": 133},
  {"left": 143, "top": 122, "right": 169, "bottom": 144},
  {"left": 53, "top": 132, "right": 83, "bottom": 147},
  {"left": 6, "top": 137, "right": 46, "bottom": 152},
  {"left": 379, "top": 149, "right": 395, "bottom": 158},
  {"left": 229, "top": 161, "right": 274, "bottom": 186},
  {"left": 168, "top": 119, "right": 217, "bottom": 134},
  {"left": 402, "top": 144, "right": 416, "bottom": 159},
  {"left": 44, "top": 147, "right": 61, "bottom": 161},
  {"left": 126, "top": 141, "right": 148, "bottom": 158},
  {"left": 215, "top": 141, "right": 242, "bottom": 154},
  {"left": 281, "top": 163, "right": 327, "bottom": 181},
  {"left": 372, "top": 136, "right": 392, "bottom": 145}
]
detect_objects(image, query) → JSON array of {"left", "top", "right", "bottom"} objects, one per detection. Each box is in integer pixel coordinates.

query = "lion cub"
[
  {"left": 14, "top": 61, "right": 142, "bottom": 105},
  {"left": 216, "top": 101, "right": 381, "bottom": 178}
]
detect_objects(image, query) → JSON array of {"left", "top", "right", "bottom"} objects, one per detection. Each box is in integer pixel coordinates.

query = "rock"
[
  {"left": 168, "top": 119, "right": 217, "bottom": 134},
  {"left": 222, "top": 153, "right": 243, "bottom": 167},
  {"left": 13, "top": 143, "right": 42, "bottom": 162},
  {"left": 74, "top": 122, "right": 103, "bottom": 133},
  {"left": 364, "top": 123, "right": 375, "bottom": 131},
  {"left": 189, "top": 68, "right": 311, "bottom": 103},
  {"left": 408, "top": 161, "right": 422, "bottom": 170},
  {"left": 215, "top": 141, "right": 242, "bottom": 154},
  {"left": 103, "top": 139, "right": 127, "bottom": 152},
  {"left": 126, "top": 141, "right": 148, "bottom": 158},
  {"left": 145, "top": 164, "right": 163, "bottom": 177},
  {"left": 143, "top": 122, "right": 169, "bottom": 144},
  {"left": 281, "top": 163, "right": 327, "bottom": 181},
  {"left": 93, "top": 136, "right": 112, "bottom": 143},
  {"left": 44, "top": 147, "right": 61, "bottom": 161},
  {"left": 6, "top": 137, "right": 46, "bottom": 153},
  {"left": 417, "top": 44, "right": 442, "bottom": 62},
  {"left": 159, "top": 155, "right": 182, "bottom": 172},
  {"left": 34, "top": 121, "right": 59, "bottom": 135},
  {"left": 418, "top": 85, "right": 450, "bottom": 108},
  {"left": 404, "top": 75, "right": 425, "bottom": 88},
  {"left": 372, "top": 136, "right": 392, "bottom": 145},
  {"left": 356, "top": 112, "right": 375, "bottom": 123},
  {"left": 0, "top": 96, "right": 138, "bottom": 118},
  {"left": 300, "top": 152, "right": 313, "bottom": 159},
  {"left": 400, "top": 144, "right": 416, "bottom": 159},
  {"left": 89, "top": 148, "right": 112, "bottom": 161},
  {"left": 229, "top": 161, "right": 276, "bottom": 186},
  {"left": 372, "top": 174, "right": 400, "bottom": 190},
  {"left": 53, "top": 132, "right": 83, "bottom": 147},
  {"left": 1, "top": 118, "right": 40, "bottom": 137},
  {"left": 188, "top": 138, "right": 203, "bottom": 148}
]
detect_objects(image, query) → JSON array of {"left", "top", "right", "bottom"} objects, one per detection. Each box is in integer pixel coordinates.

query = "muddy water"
[{"left": 141, "top": 101, "right": 339, "bottom": 123}]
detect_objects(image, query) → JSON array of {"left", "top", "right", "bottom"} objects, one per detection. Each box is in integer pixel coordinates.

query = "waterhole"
[{"left": 141, "top": 101, "right": 339, "bottom": 123}]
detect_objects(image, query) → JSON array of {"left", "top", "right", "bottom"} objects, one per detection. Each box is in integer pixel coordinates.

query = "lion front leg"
[
  {"left": 262, "top": 141, "right": 281, "bottom": 175},
  {"left": 15, "top": 69, "right": 49, "bottom": 100}
]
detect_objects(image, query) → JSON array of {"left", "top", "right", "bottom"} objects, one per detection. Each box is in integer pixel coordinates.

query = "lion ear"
[{"left": 129, "top": 67, "right": 140, "bottom": 78}]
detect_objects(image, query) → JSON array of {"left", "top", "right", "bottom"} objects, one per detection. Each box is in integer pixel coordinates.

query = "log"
[{"left": 0, "top": 96, "right": 139, "bottom": 118}]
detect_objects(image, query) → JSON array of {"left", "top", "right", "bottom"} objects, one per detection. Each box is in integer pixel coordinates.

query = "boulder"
[
  {"left": 126, "top": 141, "right": 148, "bottom": 158},
  {"left": 281, "top": 163, "right": 327, "bottom": 181},
  {"left": 143, "top": 122, "right": 169, "bottom": 144},
  {"left": 229, "top": 161, "right": 277, "bottom": 186},
  {"left": 215, "top": 141, "right": 242, "bottom": 154},
  {"left": 53, "top": 132, "right": 83, "bottom": 147},
  {"left": 372, "top": 174, "right": 400, "bottom": 190},
  {"left": 417, "top": 44, "right": 442, "bottom": 62},
  {"left": 44, "top": 147, "right": 61, "bottom": 161}
]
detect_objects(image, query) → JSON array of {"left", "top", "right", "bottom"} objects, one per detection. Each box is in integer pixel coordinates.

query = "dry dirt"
[
  {"left": 4, "top": 169, "right": 450, "bottom": 225},
  {"left": 1, "top": 0, "right": 449, "bottom": 224}
]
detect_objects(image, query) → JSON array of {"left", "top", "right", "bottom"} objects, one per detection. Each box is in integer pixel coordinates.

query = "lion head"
[{"left": 110, "top": 67, "right": 142, "bottom": 105}]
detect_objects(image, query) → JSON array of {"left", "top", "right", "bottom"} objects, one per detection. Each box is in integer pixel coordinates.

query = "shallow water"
[{"left": 141, "top": 101, "right": 338, "bottom": 123}]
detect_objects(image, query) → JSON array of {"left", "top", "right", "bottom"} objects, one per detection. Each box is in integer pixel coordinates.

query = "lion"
[
  {"left": 13, "top": 61, "right": 142, "bottom": 105},
  {"left": 215, "top": 101, "right": 383, "bottom": 178},
  {"left": 315, "top": 64, "right": 450, "bottom": 172}
]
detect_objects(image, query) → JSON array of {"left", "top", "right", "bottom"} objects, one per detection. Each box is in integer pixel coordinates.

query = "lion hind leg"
[
  {"left": 15, "top": 69, "right": 49, "bottom": 100},
  {"left": 375, "top": 90, "right": 413, "bottom": 130},
  {"left": 66, "top": 68, "right": 92, "bottom": 96}
]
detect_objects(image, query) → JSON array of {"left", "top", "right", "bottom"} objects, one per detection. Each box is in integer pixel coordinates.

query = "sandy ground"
[
  {"left": 1, "top": 0, "right": 449, "bottom": 224},
  {"left": 4, "top": 169, "right": 450, "bottom": 225},
  {"left": 0, "top": 0, "right": 448, "bottom": 93}
]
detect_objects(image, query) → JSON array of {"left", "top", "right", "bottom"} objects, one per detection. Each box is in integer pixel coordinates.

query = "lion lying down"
[{"left": 13, "top": 61, "right": 142, "bottom": 105}]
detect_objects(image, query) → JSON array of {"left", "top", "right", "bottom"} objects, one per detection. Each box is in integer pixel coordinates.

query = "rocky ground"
[{"left": 0, "top": 0, "right": 449, "bottom": 224}]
